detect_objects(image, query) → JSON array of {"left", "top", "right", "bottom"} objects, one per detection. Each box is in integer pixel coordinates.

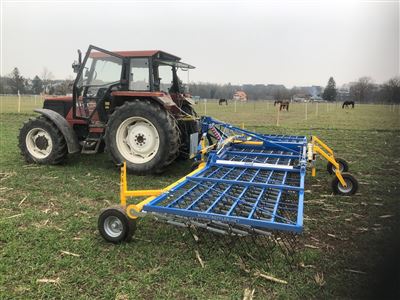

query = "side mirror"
[
  {"left": 72, "top": 61, "right": 81, "bottom": 73},
  {"left": 72, "top": 49, "right": 82, "bottom": 73}
]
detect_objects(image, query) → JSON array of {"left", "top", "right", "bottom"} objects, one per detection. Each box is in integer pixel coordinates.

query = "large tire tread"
[
  {"left": 18, "top": 116, "right": 68, "bottom": 165},
  {"left": 105, "top": 99, "right": 180, "bottom": 174}
]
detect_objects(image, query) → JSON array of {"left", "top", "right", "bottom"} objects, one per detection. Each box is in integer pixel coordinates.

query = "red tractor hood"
[{"left": 45, "top": 96, "right": 73, "bottom": 102}]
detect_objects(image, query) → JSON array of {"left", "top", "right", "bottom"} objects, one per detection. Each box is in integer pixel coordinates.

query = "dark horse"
[
  {"left": 219, "top": 98, "right": 228, "bottom": 105},
  {"left": 274, "top": 100, "right": 289, "bottom": 111},
  {"left": 342, "top": 101, "right": 355, "bottom": 109}
]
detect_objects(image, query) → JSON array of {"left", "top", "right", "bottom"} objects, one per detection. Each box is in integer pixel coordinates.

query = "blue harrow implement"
[{"left": 98, "top": 117, "right": 358, "bottom": 263}]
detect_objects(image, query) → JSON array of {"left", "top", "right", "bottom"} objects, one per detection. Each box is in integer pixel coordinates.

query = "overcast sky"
[{"left": 1, "top": 0, "right": 399, "bottom": 87}]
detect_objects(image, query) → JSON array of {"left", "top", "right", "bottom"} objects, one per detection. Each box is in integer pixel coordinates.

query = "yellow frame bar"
[
  {"left": 120, "top": 161, "right": 207, "bottom": 219},
  {"left": 312, "top": 141, "right": 347, "bottom": 187},
  {"left": 233, "top": 140, "right": 263, "bottom": 146},
  {"left": 312, "top": 135, "right": 334, "bottom": 155}
]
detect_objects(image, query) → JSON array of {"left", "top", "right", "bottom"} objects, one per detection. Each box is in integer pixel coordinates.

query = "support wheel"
[
  {"left": 331, "top": 173, "right": 358, "bottom": 195},
  {"left": 327, "top": 157, "right": 349, "bottom": 174},
  {"left": 98, "top": 206, "right": 137, "bottom": 243}
]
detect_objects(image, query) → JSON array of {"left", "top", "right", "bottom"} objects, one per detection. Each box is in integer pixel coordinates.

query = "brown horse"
[
  {"left": 342, "top": 101, "right": 355, "bottom": 109},
  {"left": 219, "top": 98, "right": 228, "bottom": 105},
  {"left": 274, "top": 100, "right": 289, "bottom": 111}
]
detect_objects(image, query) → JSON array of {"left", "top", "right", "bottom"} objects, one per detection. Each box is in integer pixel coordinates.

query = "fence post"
[
  {"left": 34, "top": 95, "right": 37, "bottom": 105},
  {"left": 276, "top": 106, "right": 280, "bottom": 126},
  {"left": 305, "top": 102, "right": 308, "bottom": 120},
  {"left": 18, "top": 90, "right": 21, "bottom": 113},
  {"left": 315, "top": 102, "right": 318, "bottom": 116}
]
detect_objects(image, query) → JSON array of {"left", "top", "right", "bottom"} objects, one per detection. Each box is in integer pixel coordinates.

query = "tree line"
[
  {"left": 190, "top": 76, "right": 400, "bottom": 104},
  {"left": 1, "top": 67, "right": 399, "bottom": 104},
  {"left": 322, "top": 76, "right": 400, "bottom": 104},
  {"left": 0, "top": 67, "right": 73, "bottom": 95}
]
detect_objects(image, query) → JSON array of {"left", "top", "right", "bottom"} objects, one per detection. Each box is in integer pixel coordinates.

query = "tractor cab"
[{"left": 72, "top": 45, "right": 195, "bottom": 121}]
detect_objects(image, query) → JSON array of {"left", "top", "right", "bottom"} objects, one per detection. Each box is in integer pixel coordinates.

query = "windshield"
[{"left": 78, "top": 52, "right": 123, "bottom": 88}]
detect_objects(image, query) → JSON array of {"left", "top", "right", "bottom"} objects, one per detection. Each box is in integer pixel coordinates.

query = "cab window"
[{"left": 129, "top": 58, "right": 150, "bottom": 91}]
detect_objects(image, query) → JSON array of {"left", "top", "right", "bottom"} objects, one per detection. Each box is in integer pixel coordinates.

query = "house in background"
[{"left": 233, "top": 91, "right": 247, "bottom": 102}]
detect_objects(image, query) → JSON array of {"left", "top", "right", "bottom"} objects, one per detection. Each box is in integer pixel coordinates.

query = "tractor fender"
[{"left": 34, "top": 108, "right": 80, "bottom": 154}]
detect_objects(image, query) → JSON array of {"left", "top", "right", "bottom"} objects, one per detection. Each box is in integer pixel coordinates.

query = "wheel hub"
[
  {"left": 134, "top": 133, "right": 146, "bottom": 146},
  {"left": 127, "top": 122, "right": 158, "bottom": 156},
  {"left": 338, "top": 180, "right": 353, "bottom": 193},
  {"left": 35, "top": 135, "right": 49, "bottom": 150},
  {"left": 104, "top": 216, "right": 123, "bottom": 238},
  {"left": 25, "top": 128, "right": 53, "bottom": 159},
  {"left": 116, "top": 117, "right": 160, "bottom": 164}
]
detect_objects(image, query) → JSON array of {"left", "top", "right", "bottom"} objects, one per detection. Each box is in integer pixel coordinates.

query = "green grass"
[
  {"left": 0, "top": 100, "right": 399, "bottom": 299},
  {"left": 0, "top": 95, "right": 45, "bottom": 114}
]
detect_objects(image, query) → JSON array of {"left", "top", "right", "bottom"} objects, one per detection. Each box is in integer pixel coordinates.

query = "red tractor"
[{"left": 19, "top": 45, "right": 198, "bottom": 174}]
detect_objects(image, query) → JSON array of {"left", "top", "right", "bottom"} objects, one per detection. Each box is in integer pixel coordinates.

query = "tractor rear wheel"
[
  {"left": 105, "top": 100, "right": 180, "bottom": 174},
  {"left": 18, "top": 116, "right": 68, "bottom": 164}
]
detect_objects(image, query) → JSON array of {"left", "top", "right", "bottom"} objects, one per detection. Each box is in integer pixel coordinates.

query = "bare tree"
[
  {"left": 53, "top": 78, "right": 73, "bottom": 95},
  {"left": 349, "top": 77, "right": 375, "bottom": 103},
  {"left": 41, "top": 67, "right": 55, "bottom": 94},
  {"left": 380, "top": 77, "right": 400, "bottom": 104}
]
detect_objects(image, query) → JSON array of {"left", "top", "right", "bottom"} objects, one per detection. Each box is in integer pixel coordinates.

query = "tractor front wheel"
[{"left": 18, "top": 116, "right": 67, "bottom": 164}]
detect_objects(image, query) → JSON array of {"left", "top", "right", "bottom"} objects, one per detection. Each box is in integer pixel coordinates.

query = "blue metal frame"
[{"left": 143, "top": 117, "right": 307, "bottom": 234}]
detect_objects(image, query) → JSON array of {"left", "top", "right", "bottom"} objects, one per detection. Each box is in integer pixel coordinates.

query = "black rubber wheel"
[
  {"left": 178, "top": 104, "right": 199, "bottom": 160},
  {"left": 98, "top": 206, "right": 137, "bottom": 243},
  {"left": 327, "top": 157, "right": 349, "bottom": 174},
  {"left": 18, "top": 116, "right": 67, "bottom": 164},
  {"left": 331, "top": 172, "right": 359, "bottom": 195},
  {"left": 105, "top": 100, "right": 180, "bottom": 174}
]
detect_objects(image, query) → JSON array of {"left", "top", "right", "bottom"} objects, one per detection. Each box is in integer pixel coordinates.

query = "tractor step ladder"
[
  {"left": 81, "top": 135, "right": 102, "bottom": 154},
  {"left": 81, "top": 123, "right": 105, "bottom": 154}
]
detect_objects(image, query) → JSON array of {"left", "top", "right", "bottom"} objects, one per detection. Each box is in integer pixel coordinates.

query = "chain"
[{"left": 150, "top": 212, "right": 272, "bottom": 237}]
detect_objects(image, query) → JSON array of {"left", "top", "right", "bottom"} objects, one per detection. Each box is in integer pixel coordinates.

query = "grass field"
[{"left": 1, "top": 97, "right": 400, "bottom": 299}]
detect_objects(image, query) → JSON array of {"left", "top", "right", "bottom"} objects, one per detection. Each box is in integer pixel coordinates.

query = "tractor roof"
[
  {"left": 113, "top": 50, "right": 180, "bottom": 60},
  {"left": 90, "top": 50, "right": 195, "bottom": 69},
  {"left": 90, "top": 50, "right": 180, "bottom": 61}
]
